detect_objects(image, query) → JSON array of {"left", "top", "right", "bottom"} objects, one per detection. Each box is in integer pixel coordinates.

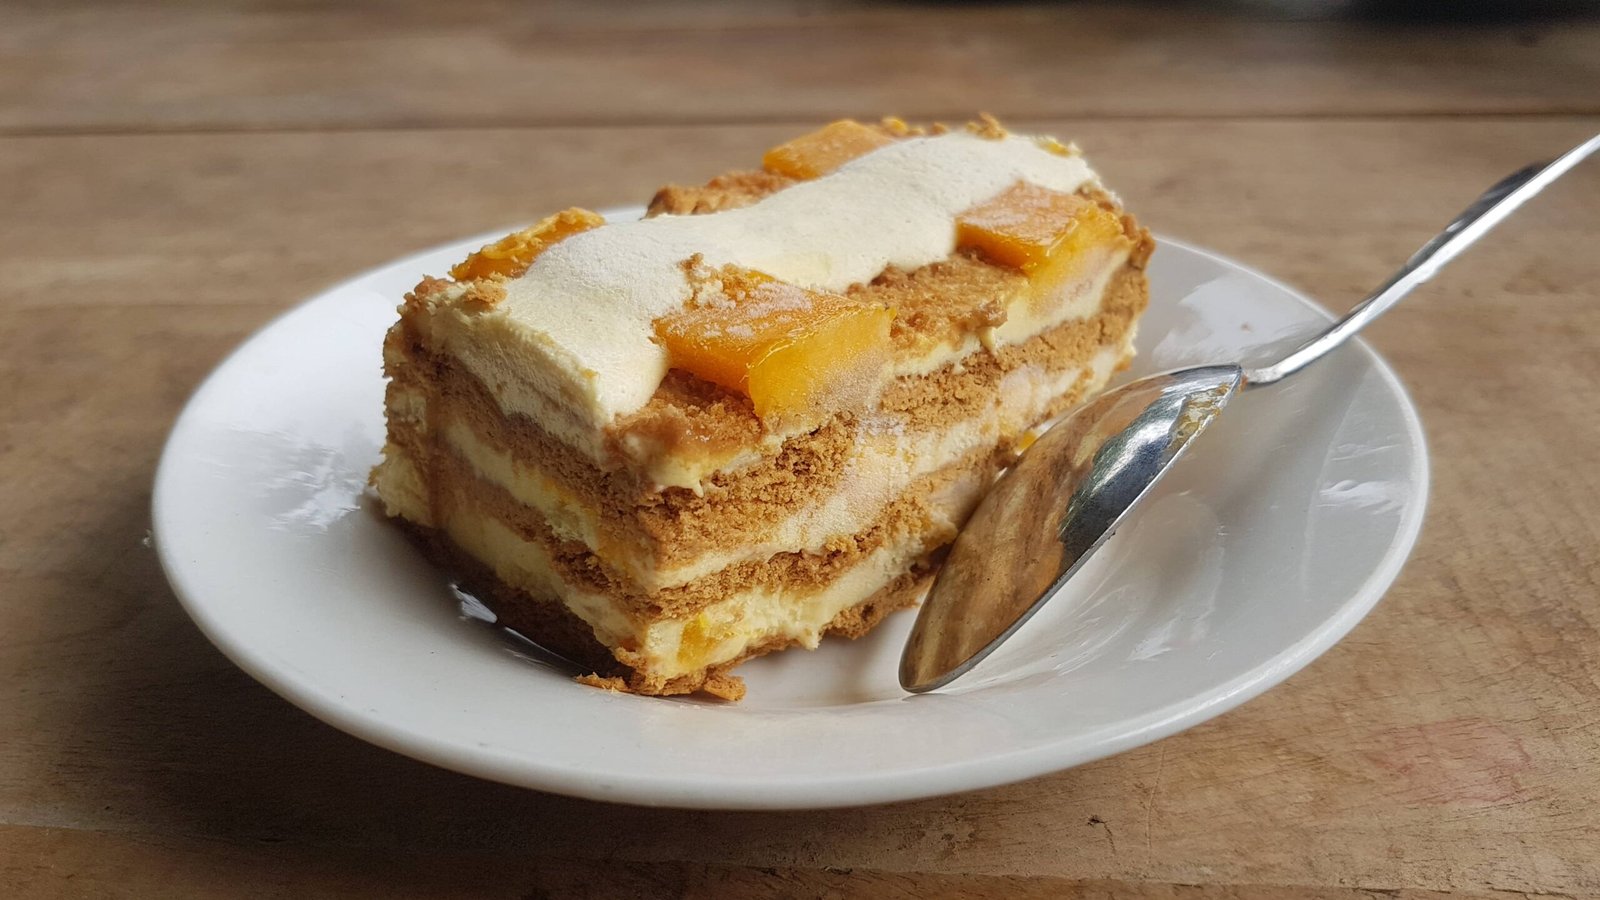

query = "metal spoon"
[{"left": 900, "top": 134, "right": 1600, "bottom": 694}]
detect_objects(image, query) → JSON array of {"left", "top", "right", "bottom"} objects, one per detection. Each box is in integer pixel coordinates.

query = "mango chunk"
[
  {"left": 677, "top": 612, "right": 734, "bottom": 669},
  {"left": 449, "top": 208, "right": 604, "bottom": 282},
  {"left": 654, "top": 272, "right": 893, "bottom": 420},
  {"left": 762, "top": 120, "right": 897, "bottom": 180},
  {"left": 956, "top": 182, "right": 1127, "bottom": 280}
]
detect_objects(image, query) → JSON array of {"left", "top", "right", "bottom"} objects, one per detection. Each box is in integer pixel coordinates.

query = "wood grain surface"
[{"left": 3, "top": 2, "right": 1598, "bottom": 897}]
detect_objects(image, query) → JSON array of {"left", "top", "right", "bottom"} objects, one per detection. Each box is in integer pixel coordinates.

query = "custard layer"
[{"left": 378, "top": 436, "right": 968, "bottom": 679}]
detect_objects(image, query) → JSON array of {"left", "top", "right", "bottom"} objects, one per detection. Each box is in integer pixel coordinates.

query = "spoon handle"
[{"left": 1245, "top": 133, "right": 1600, "bottom": 387}]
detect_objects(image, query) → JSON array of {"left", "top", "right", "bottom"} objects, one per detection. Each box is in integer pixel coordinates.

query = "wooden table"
[{"left": 4, "top": 3, "right": 1598, "bottom": 896}]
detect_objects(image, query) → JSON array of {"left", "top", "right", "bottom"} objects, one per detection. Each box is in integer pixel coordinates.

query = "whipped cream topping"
[{"left": 484, "top": 131, "right": 1100, "bottom": 427}]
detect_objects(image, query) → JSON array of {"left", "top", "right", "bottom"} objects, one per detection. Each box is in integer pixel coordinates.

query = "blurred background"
[{"left": 7, "top": 0, "right": 1595, "bottom": 317}]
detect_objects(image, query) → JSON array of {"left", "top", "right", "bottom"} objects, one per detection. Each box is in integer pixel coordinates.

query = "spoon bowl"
[{"left": 900, "top": 364, "right": 1242, "bottom": 692}]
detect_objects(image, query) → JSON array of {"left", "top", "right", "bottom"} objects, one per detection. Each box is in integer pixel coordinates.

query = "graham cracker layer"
[
  {"left": 383, "top": 264, "right": 1146, "bottom": 583},
  {"left": 393, "top": 421, "right": 993, "bottom": 622},
  {"left": 402, "top": 518, "right": 934, "bottom": 699}
]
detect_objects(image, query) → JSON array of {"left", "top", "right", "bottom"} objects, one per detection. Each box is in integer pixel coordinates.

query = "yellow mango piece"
[
  {"left": 762, "top": 120, "right": 897, "bottom": 180},
  {"left": 956, "top": 182, "right": 1127, "bottom": 280},
  {"left": 654, "top": 273, "right": 893, "bottom": 420},
  {"left": 677, "top": 613, "right": 733, "bottom": 669},
  {"left": 748, "top": 303, "right": 894, "bottom": 419},
  {"left": 449, "top": 208, "right": 604, "bottom": 282}
]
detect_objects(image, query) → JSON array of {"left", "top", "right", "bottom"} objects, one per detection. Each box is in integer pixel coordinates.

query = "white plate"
[{"left": 154, "top": 210, "right": 1427, "bottom": 809}]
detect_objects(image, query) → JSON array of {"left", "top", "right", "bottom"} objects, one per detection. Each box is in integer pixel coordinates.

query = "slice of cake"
[{"left": 372, "top": 117, "right": 1154, "bottom": 700}]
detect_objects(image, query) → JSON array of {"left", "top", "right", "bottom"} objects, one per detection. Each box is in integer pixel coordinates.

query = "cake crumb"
[
  {"left": 459, "top": 280, "right": 507, "bottom": 313},
  {"left": 879, "top": 117, "right": 928, "bottom": 137},
  {"left": 648, "top": 170, "right": 796, "bottom": 217},
  {"left": 1036, "top": 136, "right": 1081, "bottom": 158},
  {"left": 702, "top": 671, "right": 747, "bottom": 702},
  {"left": 576, "top": 673, "right": 628, "bottom": 692},
  {"left": 967, "top": 113, "right": 1008, "bottom": 140}
]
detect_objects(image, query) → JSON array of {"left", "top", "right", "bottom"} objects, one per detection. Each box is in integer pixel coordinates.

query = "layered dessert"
[{"left": 372, "top": 117, "right": 1154, "bottom": 700}]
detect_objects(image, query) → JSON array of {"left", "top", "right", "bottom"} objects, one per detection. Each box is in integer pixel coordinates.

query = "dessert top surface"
[{"left": 462, "top": 130, "right": 1101, "bottom": 427}]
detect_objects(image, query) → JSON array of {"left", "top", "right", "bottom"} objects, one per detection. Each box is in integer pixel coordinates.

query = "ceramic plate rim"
[{"left": 152, "top": 229, "right": 1429, "bottom": 809}]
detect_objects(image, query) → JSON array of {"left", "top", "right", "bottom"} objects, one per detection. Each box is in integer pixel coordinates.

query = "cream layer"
[
  {"left": 404, "top": 340, "right": 1128, "bottom": 592},
  {"left": 376, "top": 452, "right": 948, "bottom": 679}
]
